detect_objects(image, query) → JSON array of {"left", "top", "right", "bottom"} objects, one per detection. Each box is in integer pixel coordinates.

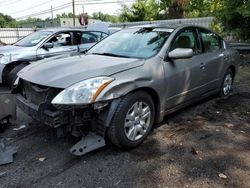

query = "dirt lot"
[{"left": 0, "top": 65, "right": 249, "bottom": 188}]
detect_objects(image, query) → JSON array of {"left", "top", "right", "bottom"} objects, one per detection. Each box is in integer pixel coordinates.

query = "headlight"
[
  {"left": 0, "top": 54, "right": 11, "bottom": 64},
  {"left": 51, "top": 76, "right": 114, "bottom": 105}
]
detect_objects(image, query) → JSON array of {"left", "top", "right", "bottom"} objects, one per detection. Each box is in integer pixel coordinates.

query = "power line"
[
  {"left": 15, "top": 3, "right": 73, "bottom": 20},
  {"left": 0, "top": 0, "right": 21, "bottom": 7},
  {"left": 75, "top": 0, "right": 134, "bottom": 5},
  {"left": 15, "top": 0, "right": 134, "bottom": 20},
  {"left": 9, "top": 0, "right": 52, "bottom": 15}
]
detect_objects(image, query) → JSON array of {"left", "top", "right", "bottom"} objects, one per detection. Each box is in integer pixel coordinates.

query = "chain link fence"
[{"left": 0, "top": 28, "right": 35, "bottom": 45}]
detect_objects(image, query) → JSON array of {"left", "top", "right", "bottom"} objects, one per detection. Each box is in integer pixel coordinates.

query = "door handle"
[
  {"left": 223, "top": 54, "right": 229, "bottom": 61},
  {"left": 200, "top": 62, "right": 206, "bottom": 70},
  {"left": 38, "top": 55, "right": 45, "bottom": 59},
  {"left": 220, "top": 53, "right": 229, "bottom": 61}
]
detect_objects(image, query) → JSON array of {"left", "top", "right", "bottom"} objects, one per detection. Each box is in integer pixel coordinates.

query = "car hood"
[
  {"left": 0, "top": 45, "right": 30, "bottom": 55},
  {"left": 18, "top": 54, "right": 144, "bottom": 88}
]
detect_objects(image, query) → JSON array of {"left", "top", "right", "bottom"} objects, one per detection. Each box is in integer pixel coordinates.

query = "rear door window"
[
  {"left": 199, "top": 29, "right": 222, "bottom": 53},
  {"left": 81, "top": 32, "right": 101, "bottom": 44}
]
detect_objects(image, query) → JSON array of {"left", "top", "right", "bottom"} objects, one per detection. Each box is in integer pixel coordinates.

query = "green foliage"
[
  {"left": 119, "top": 0, "right": 160, "bottom": 22},
  {"left": 91, "top": 12, "right": 119, "bottom": 23},
  {"left": 215, "top": 0, "right": 250, "bottom": 41},
  {"left": 56, "top": 13, "right": 74, "bottom": 19},
  {"left": 0, "top": 13, "right": 18, "bottom": 28},
  {"left": 160, "top": 0, "right": 188, "bottom": 18},
  {"left": 185, "top": 0, "right": 211, "bottom": 17},
  {"left": 1, "top": 0, "right": 249, "bottom": 41}
]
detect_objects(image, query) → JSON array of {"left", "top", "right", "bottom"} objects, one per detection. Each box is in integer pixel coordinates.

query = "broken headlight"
[{"left": 51, "top": 76, "right": 114, "bottom": 105}]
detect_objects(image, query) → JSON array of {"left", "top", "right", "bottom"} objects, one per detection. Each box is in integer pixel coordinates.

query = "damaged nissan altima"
[{"left": 13, "top": 25, "right": 240, "bottom": 156}]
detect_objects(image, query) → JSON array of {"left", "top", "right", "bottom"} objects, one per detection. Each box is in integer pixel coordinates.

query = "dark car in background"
[
  {"left": 0, "top": 25, "right": 115, "bottom": 86},
  {"left": 14, "top": 24, "right": 240, "bottom": 155}
]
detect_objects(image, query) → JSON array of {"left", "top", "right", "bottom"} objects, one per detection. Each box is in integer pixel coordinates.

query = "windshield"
[
  {"left": 14, "top": 31, "right": 53, "bottom": 47},
  {"left": 88, "top": 28, "right": 172, "bottom": 59}
]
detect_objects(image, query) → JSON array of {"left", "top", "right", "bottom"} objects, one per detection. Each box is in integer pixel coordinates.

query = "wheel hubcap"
[
  {"left": 223, "top": 73, "right": 233, "bottom": 96},
  {"left": 124, "top": 101, "right": 151, "bottom": 141}
]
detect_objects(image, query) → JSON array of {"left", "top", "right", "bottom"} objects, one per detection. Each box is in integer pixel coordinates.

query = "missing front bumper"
[{"left": 16, "top": 94, "right": 69, "bottom": 128}]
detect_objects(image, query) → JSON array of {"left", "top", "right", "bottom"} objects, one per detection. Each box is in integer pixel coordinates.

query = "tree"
[
  {"left": 56, "top": 13, "right": 74, "bottom": 19},
  {"left": 119, "top": 0, "right": 160, "bottom": 22},
  {"left": 216, "top": 0, "right": 250, "bottom": 40},
  {"left": 0, "top": 13, "right": 18, "bottom": 28},
  {"left": 91, "top": 12, "right": 119, "bottom": 23},
  {"left": 160, "top": 0, "right": 189, "bottom": 19},
  {"left": 184, "top": 0, "right": 211, "bottom": 17}
]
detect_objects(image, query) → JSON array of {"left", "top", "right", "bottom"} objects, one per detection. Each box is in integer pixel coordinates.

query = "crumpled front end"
[{"left": 14, "top": 79, "right": 116, "bottom": 155}]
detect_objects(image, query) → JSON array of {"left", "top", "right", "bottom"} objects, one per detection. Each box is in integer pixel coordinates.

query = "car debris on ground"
[
  {"left": 38, "top": 157, "right": 46, "bottom": 162},
  {"left": 0, "top": 138, "right": 18, "bottom": 165},
  {"left": 13, "top": 124, "right": 26, "bottom": 131},
  {"left": 218, "top": 173, "right": 228, "bottom": 179}
]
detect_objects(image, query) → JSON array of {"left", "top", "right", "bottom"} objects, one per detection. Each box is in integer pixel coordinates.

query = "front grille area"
[
  {"left": 22, "top": 80, "right": 62, "bottom": 107},
  {"left": 16, "top": 79, "right": 70, "bottom": 127}
]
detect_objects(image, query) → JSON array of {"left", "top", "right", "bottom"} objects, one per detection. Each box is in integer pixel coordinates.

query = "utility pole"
[
  {"left": 51, "top": 5, "right": 53, "bottom": 19},
  {"left": 51, "top": 0, "right": 53, "bottom": 19},
  {"left": 72, "top": 0, "right": 75, "bottom": 26}
]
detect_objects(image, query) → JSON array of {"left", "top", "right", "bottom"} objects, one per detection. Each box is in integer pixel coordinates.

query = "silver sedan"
[{"left": 15, "top": 24, "right": 240, "bottom": 155}]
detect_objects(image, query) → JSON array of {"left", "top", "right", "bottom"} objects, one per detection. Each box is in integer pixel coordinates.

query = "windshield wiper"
[{"left": 92, "top": 52, "right": 130, "bottom": 58}]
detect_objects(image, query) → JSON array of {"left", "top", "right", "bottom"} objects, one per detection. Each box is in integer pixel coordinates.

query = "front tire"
[
  {"left": 7, "top": 64, "right": 26, "bottom": 87},
  {"left": 107, "top": 91, "right": 155, "bottom": 149},
  {"left": 219, "top": 69, "right": 234, "bottom": 97}
]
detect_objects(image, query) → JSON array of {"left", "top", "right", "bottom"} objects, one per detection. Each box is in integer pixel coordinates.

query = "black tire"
[
  {"left": 219, "top": 69, "right": 234, "bottom": 97},
  {"left": 7, "top": 64, "right": 26, "bottom": 87},
  {"left": 107, "top": 91, "right": 155, "bottom": 149}
]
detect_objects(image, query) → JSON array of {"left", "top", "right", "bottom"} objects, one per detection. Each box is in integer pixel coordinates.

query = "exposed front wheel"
[{"left": 107, "top": 91, "right": 155, "bottom": 149}]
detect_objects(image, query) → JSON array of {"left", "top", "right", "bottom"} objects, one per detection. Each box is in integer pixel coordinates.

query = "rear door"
[
  {"left": 36, "top": 31, "right": 77, "bottom": 59},
  {"left": 198, "top": 28, "right": 227, "bottom": 91}
]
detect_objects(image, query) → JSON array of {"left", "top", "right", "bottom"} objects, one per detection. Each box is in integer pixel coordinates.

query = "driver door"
[
  {"left": 163, "top": 28, "right": 207, "bottom": 109},
  {"left": 36, "top": 32, "right": 77, "bottom": 59}
]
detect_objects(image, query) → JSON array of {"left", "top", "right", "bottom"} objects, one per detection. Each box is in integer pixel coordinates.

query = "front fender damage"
[{"left": 69, "top": 98, "right": 122, "bottom": 156}]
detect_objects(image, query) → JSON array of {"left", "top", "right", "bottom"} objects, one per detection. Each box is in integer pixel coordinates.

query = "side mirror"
[
  {"left": 168, "top": 48, "right": 193, "bottom": 59},
  {"left": 43, "top": 42, "right": 53, "bottom": 49},
  {"left": 80, "top": 49, "right": 88, "bottom": 54}
]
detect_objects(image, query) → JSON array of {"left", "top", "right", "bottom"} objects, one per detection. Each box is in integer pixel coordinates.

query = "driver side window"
[
  {"left": 171, "top": 29, "right": 200, "bottom": 54},
  {"left": 47, "top": 32, "right": 72, "bottom": 47}
]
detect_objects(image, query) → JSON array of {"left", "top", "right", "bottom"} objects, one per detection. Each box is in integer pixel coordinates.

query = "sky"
[{"left": 0, "top": 0, "right": 134, "bottom": 20}]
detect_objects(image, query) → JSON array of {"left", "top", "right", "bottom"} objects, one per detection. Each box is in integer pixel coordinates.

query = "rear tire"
[
  {"left": 7, "top": 64, "right": 26, "bottom": 88},
  {"left": 107, "top": 91, "right": 155, "bottom": 149},
  {"left": 219, "top": 69, "right": 234, "bottom": 97}
]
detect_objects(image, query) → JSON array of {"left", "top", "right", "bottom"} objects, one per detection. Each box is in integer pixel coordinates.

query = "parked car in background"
[
  {"left": 14, "top": 24, "right": 240, "bottom": 155},
  {"left": 0, "top": 25, "right": 116, "bottom": 87}
]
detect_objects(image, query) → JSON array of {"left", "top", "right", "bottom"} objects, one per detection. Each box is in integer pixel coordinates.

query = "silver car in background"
[
  {"left": 0, "top": 26, "right": 112, "bottom": 86},
  {"left": 15, "top": 24, "right": 240, "bottom": 155}
]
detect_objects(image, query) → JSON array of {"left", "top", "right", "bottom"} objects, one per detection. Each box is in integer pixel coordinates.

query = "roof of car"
[
  {"left": 131, "top": 24, "right": 207, "bottom": 30},
  {"left": 40, "top": 27, "right": 86, "bottom": 32}
]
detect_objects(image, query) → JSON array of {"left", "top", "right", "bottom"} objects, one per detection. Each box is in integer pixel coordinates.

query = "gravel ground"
[{"left": 0, "top": 65, "right": 249, "bottom": 188}]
